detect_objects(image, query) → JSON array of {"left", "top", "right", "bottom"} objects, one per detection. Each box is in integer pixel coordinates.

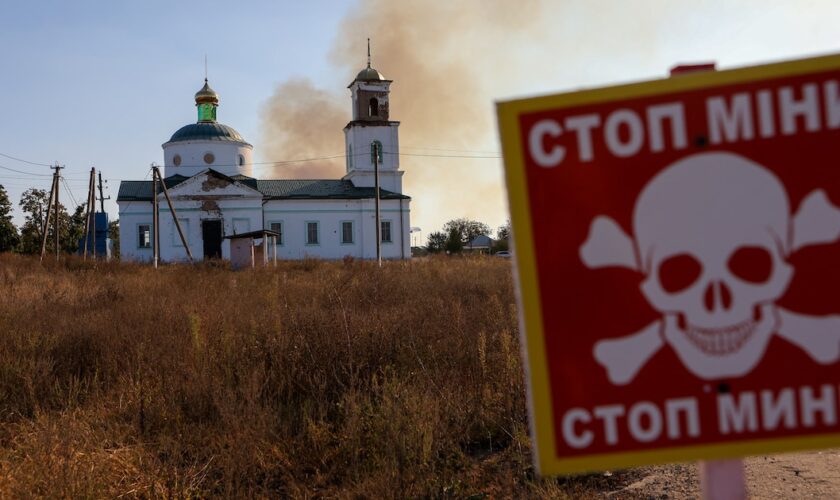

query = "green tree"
[
  {"left": 0, "top": 184, "right": 19, "bottom": 252},
  {"left": 109, "top": 219, "right": 120, "bottom": 258},
  {"left": 68, "top": 204, "right": 88, "bottom": 253},
  {"left": 18, "top": 188, "right": 82, "bottom": 254},
  {"left": 442, "top": 218, "right": 490, "bottom": 247},
  {"left": 444, "top": 227, "right": 463, "bottom": 254},
  {"left": 426, "top": 231, "right": 447, "bottom": 253},
  {"left": 493, "top": 220, "right": 511, "bottom": 253}
]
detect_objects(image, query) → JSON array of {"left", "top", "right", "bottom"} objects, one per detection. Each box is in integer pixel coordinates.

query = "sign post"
[{"left": 497, "top": 53, "right": 840, "bottom": 492}]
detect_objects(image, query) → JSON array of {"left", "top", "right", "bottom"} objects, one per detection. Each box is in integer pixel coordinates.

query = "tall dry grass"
[{"left": 0, "top": 255, "right": 637, "bottom": 497}]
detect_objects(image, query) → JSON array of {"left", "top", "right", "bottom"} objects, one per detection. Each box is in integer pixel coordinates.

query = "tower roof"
[
  {"left": 356, "top": 66, "right": 385, "bottom": 81},
  {"left": 195, "top": 79, "right": 219, "bottom": 105},
  {"left": 355, "top": 38, "right": 385, "bottom": 81}
]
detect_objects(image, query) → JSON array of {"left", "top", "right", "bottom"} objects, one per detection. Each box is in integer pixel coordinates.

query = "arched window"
[
  {"left": 369, "top": 97, "right": 379, "bottom": 117},
  {"left": 370, "top": 140, "right": 383, "bottom": 165},
  {"left": 348, "top": 144, "right": 353, "bottom": 168}
]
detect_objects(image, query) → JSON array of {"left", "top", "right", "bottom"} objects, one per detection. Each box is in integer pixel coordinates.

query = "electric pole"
[
  {"left": 374, "top": 142, "right": 381, "bottom": 267},
  {"left": 152, "top": 164, "right": 193, "bottom": 262},
  {"left": 97, "top": 171, "right": 109, "bottom": 213},
  {"left": 53, "top": 164, "right": 62, "bottom": 260},
  {"left": 39, "top": 169, "right": 57, "bottom": 262},
  {"left": 39, "top": 164, "right": 64, "bottom": 262},
  {"left": 83, "top": 168, "right": 96, "bottom": 260},
  {"left": 152, "top": 164, "right": 159, "bottom": 268}
]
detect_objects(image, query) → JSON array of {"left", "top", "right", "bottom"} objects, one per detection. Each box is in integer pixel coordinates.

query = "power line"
[
  {"left": 0, "top": 147, "right": 501, "bottom": 180},
  {"left": 386, "top": 151, "right": 501, "bottom": 159},
  {"left": 402, "top": 146, "right": 501, "bottom": 155},
  {"left": 0, "top": 163, "right": 54, "bottom": 177},
  {"left": 0, "top": 151, "right": 53, "bottom": 167},
  {"left": 61, "top": 177, "right": 80, "bottom": 210}
]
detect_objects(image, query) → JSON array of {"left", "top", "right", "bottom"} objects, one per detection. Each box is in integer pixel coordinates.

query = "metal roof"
[
  {"left": 164, "top": 122, "right": 250, "bottom": 146},
  {"left": 356, "top": 66, "right": 385, "bottom": 81},
  {"left": 224, "top": 229, "right": 280, "bottom": 240},
  {"left": 117, "top": 174, "right": 409, "bottom": 202}
]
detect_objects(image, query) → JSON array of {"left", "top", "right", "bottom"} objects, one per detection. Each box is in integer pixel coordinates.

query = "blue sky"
[
  {"left": 0, "top": 0, "right": 351, "bottom": 223},
  {"left": 3, "top": 1, "right": 840, "bottom": 236}
]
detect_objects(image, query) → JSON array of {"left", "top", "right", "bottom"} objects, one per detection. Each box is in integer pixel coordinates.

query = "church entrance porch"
[{"left": 202, "top": 219, "right": 223, "bottom": 259}]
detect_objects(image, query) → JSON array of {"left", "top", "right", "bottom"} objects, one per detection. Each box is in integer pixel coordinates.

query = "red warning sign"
[{"left": 497, "top": 54, "right": 840, "bottom": 474}]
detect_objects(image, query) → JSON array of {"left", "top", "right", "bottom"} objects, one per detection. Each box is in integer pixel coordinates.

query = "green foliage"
[
  {"left": 109, "top": 219, "right": 120, "bottom": 258},
  {"left": 0, "top": 185, "right": 19, "bottom": 252},
  {"left": 18, "top": 188, "right": 51, "bottom": 254},
  {"left": 17, "top": 188, "right": 86, "bottom": 255},
  {"left": 496, "top": 220, "right": 510, "bottom": 242},
  {"left": 493, "top": 220, "right": 511, "bottom": 253},
  {"left": 426, "top": 231, "right": 447, "bottom": 253},
  {"left": 442, "top": 218, "right": 491, "bottom": 247},
  {"left": 445, "top": 227, "right": 464, "bottom": 254}
]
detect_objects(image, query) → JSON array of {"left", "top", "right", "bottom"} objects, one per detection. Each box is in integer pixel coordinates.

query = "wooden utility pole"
[
  {"left": 97, "top": 171, "right": 109, "bottom": 213},
  {"left": 91, "top": 170, "right": 97, "bottom": 258},
  {"left": 39, "top": 170, "right": 58, "bottom": 262},
  {"left": 53, "top": 165, "right": 61, "bottom": 260},
  {"left": 152, "top": 165, "right": 159, "bottom": 268},
  {"left": 82, "top": 167, "right": 96, "bottom": 260},
  {"left": 152, "top": 165, "right": 193, "bottom": 262},
  {"left": 374, "top": 142, "right": 382, "bottom": 267}
]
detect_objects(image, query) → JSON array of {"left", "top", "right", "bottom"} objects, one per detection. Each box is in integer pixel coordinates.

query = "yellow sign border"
[{"left": 496, "top": 52, "right": 840, "bottom": 476}]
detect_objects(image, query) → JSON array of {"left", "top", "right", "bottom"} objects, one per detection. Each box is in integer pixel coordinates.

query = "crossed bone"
[{"left": 581, "top": 189, "right": 840, "bottom": 385}]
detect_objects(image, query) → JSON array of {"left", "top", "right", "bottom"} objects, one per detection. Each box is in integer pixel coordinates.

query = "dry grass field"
[{"left": 0, "top": 254, "right": 640, "bottom": 498}]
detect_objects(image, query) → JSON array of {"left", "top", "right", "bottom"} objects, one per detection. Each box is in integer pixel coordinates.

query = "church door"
[{"left": 202, "top": 220, "right": 223, "bottom": 259}]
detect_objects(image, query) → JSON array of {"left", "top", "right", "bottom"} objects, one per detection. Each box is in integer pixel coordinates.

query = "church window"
[
  {"left": 381, "top": 220, "right": 392, "bottom": 243},
  {"left": 348, "top": 145, "right": 353, "bottom": 168},
  {"left": 370, "top": 140, "right": 383, "bottom": 165},
  {"left": 173, "top": 154, "right": 182, "bottom": 166},
  {"left": 341, "top": 221, "right": 354, "bottom": 244},
  {"left": 173, "top": 219, "right": 189, "bottom": 247},
  {"left": 138, "top": 224, "right": 151, "bottom": 248},
  {"left": 306, "top": 221, "right": 320, "bottom": 245},
  {"left": 204, "top": 152, "right": 215, "bottom": 164},
  {"left": 270, "top": 222, "right": 283, "bottom": 245},
  {"left": 369, "top": 97, "right": 379, "bottom": 117},
  {"left": 238, "top": 155, "right": 245, "bottom": 166}
]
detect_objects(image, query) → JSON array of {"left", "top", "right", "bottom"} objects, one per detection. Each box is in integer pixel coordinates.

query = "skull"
[{"left": 634, "top": 152, "right": 793, "bottom": 379}]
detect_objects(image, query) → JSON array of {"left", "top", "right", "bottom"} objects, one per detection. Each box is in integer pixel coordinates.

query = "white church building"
[{"left": 117, "top": 60, "right": 410, "bottom": 262}]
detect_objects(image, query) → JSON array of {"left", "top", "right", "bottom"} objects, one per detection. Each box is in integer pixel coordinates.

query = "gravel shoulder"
[{"left": 602, "top": 449, "right": 840, "bottom": 498}]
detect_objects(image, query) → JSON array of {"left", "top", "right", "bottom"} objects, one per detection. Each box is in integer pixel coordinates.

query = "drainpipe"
[{"left": 399, "top": 198, "right": 405, "bottom": 259}]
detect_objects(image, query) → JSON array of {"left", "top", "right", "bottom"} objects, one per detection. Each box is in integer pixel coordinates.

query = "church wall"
[
  {"left": 344, "top": 123, "right": 400, "bottom": 173},
  {"left": 119, "top": 196, "right": 411, "bottom": 262},
  {"left": 262, "top": 198, "right": 410, "bottom": 260},
  {"left": 163, "top": 141, "right": 254, "bottom": 178},
  {"left": 118, "top": 201, "right": 154, "bottom": 263}
]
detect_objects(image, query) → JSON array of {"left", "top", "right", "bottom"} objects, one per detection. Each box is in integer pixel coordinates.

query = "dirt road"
[{"left": 605, "top": 450, "right": 840, "bottom": 498}]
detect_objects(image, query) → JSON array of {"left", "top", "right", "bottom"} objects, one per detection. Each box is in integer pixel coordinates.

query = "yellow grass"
[{"left": 0, "top": 255, "right": 634, "bottom": 497}]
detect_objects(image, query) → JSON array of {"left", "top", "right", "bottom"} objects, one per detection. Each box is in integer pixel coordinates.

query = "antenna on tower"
[
  {"left": 204, "top": 54, "right": 208, "bottom": 82},
  {"left": 367, "top": 38, "right": 371, "bottom": 68}
]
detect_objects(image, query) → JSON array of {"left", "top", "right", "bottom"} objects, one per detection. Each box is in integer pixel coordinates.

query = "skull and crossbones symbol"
[{"left": 580, "top": 151, "right": 840, "bottom": 384}]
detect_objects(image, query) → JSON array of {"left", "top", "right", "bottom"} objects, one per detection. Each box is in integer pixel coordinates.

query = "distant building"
[
  {"left": 467, "top": 234, "right": 495, "bottom": 253},
  {"left": 117, "top": 59, "right": 411, "bottom": 262}
]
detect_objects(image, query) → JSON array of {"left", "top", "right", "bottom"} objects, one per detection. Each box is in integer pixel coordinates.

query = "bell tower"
[{"left": 343, "top": 40, "right": 403, "bottom": 193}]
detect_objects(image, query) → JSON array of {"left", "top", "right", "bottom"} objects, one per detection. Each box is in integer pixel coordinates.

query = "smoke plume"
[{"left": 260, "top": 0, "right": 544, "bottom": 237}]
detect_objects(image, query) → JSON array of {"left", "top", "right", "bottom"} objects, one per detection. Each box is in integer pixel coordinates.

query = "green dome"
[
  {"left": 166, "top": 122, "right": 250, "bottom": 145},
  {"left": 356, "top": 66, "right": 385, "bottom": 81}
]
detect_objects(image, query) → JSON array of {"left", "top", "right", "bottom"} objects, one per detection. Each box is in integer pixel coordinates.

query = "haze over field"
[{"left": 3, "top": 0, "right": 840, "bottom": 236}]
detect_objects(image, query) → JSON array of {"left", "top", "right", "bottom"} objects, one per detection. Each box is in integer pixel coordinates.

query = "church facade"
[{"left": 117, "top": 62, "right": 411, "bottom": 262}]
